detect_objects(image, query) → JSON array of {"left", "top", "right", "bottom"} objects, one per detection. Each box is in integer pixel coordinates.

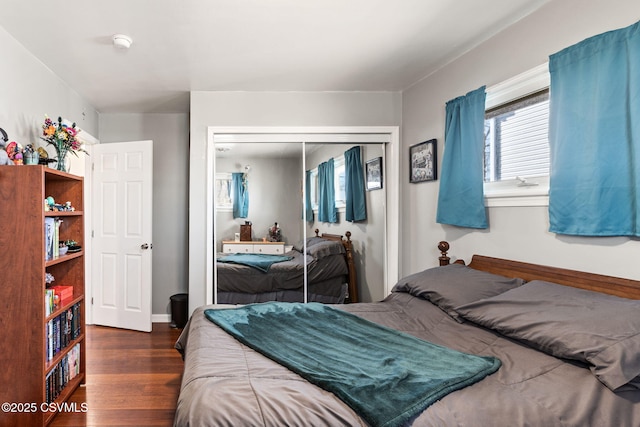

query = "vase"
[
  {"left": 55, "top": 147, "right": 68, "bottom": 172},
  {"left": 24, "top": 151, "right": 39, "bottom": 165}
]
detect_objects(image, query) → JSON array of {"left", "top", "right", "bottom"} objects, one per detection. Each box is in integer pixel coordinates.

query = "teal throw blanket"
[
  {"left": 217, "top": 253, "right": 293, "bottom": 272},
  {"left": 205, "top": 302, "right": 501, "bottom": 427}
]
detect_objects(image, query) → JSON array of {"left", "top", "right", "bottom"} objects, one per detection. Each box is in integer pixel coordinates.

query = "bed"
[
  {"left": 176, "top": 242, "right": 640, "bottom": 426},
  {"left": 215, "top": 229, "right": 358, "bottom": 304}
]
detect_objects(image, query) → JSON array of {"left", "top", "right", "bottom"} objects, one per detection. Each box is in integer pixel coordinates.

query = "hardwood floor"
[{"left": 50, "top": 323, "right": 184, "bottom": 427}]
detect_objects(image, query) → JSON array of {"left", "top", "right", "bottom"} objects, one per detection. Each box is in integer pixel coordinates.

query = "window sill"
[
  {"left": 311, "top": 206, "right": 346, "bottom": 215},
  {"left": 485, "top": 188, "right": 548, "bottom": 207},
  {"left": 484, "top": 175, "right": 549, "bottom": 207}
]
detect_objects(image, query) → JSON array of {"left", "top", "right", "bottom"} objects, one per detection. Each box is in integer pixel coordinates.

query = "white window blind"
[
  {"left": 334, "top": 156, "right": 346, "bottom": 207},
  {"left": 214, "top": 173, "right": 233, "bottom": 210},
  {"left": 484, "top": 90, "right": 550, "bottom": 182}
]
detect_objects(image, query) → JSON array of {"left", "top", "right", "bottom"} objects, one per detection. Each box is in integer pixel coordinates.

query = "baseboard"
[
  {"left": 88, "top": 314, "right": 172, "bottom": 324},
  {"left": 152, "top": 314, "right": 171, "bottom": 323}
]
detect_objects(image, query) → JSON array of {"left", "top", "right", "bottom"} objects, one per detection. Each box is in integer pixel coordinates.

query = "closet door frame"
[{"left": 205, "top": 126, "right": 400, "bottom": 306}]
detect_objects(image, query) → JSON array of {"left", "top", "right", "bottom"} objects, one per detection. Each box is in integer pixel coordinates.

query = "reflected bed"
[{"left": 215, "top": 230, "right": 358, "bottom": 304}]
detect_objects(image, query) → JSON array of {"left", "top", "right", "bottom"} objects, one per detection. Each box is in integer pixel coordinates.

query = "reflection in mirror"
[
  {"left": 304, "top": 143, "right": 386, "bottom": 303},
  {"left": 214, "top": 142, "right": 306, "bottom": 304},
  {"left": 213, "top": 140, "right": 386, "bottom": 305}
]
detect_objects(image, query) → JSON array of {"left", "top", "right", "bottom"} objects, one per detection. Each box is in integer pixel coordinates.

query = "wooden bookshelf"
[{"left": 0, "top": 166, "right": 86, "bottom": 427}]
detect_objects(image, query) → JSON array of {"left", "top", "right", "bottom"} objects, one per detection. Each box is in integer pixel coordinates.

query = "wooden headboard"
[
  {"left": 438, "top": 241, "right": 640, "bottom": 300},
  {"left": 315, "top": 229, "right": 358, "bottom": 303}
]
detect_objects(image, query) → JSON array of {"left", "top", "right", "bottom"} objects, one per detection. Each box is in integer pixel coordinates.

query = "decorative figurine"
[
  {"left": 23, "top": 144, "right": 39, "bottom": 165},
  {"left": 0, "top": 128, "right": 14, "bottom": 165},
  {"left": 46, "top": 196, "right": 55, "bottom": 211},
  {"left": 6, "top": 141, "right": 24, "bottom": 165},
  {"left": 268, "top": 222, "right": 282, "bottom": 242},
  {"left": 37, "top": 146, "right": 56, "bottom": 166}
]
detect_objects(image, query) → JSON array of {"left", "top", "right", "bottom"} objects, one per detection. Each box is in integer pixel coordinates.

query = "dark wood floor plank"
[{"left": 50, "top": 324, "right": 183, "bottom": 427}]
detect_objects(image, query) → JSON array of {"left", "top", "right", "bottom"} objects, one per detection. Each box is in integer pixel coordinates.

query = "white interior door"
[{"left": 91, "top": 140, "right": 153, "bottom": 332}]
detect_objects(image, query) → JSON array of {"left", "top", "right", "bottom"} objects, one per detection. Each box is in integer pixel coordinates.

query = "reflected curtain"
[
  {"left": 318, "top": 159, "right": 337, "bottom": 223},
  {"left": 436, "top": 86, "right": 488, "bottom": 229},
  {"left": 304, "top": 170, "right": 314, "bottom": 222},
  {"left": 232, "top": 172, "right": 249, "bottom": 219},
  {"left": 548, "top": 21, "right": 640, "bottom": 236},
  {"left": 345, "top": 146, "right": 367, "bottom": 222}
]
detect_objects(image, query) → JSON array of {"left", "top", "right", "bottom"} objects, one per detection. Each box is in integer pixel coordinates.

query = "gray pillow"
[
  {"left": 455, "top": 280, "right": 640, "bottom": 392},
  {"left": 292, "top": 237, "right": 345, "bottom": 259},
  {"left": 292, "top": 236, "right": 326, "bottom": 252},
  {"left": 391, "top": 264, "right": 524, "bottom": 322}
]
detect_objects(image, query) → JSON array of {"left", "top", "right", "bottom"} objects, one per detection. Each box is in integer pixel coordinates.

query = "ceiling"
[{"left": 0, "top": 0, "right": 549, "bottom": 114}]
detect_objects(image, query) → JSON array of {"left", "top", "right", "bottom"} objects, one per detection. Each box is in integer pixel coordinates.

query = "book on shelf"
[
  {"left": 45, "top": 343, "right": 80, "bottom": 404},
  {"left": 54, "top": 218, "right": 60, "bottom": 258},
  {"left": 44, "top": 217, "right": 64, "bottom": 260},
  {"left": 45, "top": 217, "right": 55, "bottom": 261},
  {"left": 46, "top": 320, "right": 53, "bottom": 361},
  {"left": 45, "top": 289, "right": 55, "bottom": 316},
  {"left": 46, "top": 302, "right": 82, "bottom": 363}
]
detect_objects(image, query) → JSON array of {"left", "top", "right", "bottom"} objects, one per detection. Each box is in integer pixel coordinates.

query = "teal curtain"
[
  {"left": 436, "top": 86, "right": 488, "bottom": 229},
  {"left": 232, "top": 172, "right": 248, "bottom": 219},
  {"left": 317, "top": 159, "right": 337, "bottom": 223},
  {"left": 304, "top": 170, "right": 314, "bottom": 222},
  {"left": 548, "top": 21, "right": 640, "bottom": 236},
  {"left": 344, "top": 146, "right": 367, "bottom": 222}
]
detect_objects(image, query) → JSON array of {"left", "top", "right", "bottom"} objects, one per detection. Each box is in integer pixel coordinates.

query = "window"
[
  {"left": 333, "top": 156, "right": 346, "bottom": 207},
  {"left": 309, "top": 169, "right": 318, "bottom": 210},
  {"left": 484, "top": 89, "right": 550, "bottom": 182},
  {"left": 309, "top": 155, "right": 346, "bottom": 210},
  {"left": 215, "top": 173, "right": 233, "bottom": 211},
  {"left": 483, "top": 64, "right": 551, "bottom": 206}
]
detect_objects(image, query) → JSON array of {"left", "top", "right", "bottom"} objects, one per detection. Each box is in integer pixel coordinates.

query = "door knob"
[{"left": 141, "top": 243, "right": 152, "bottom": 250}]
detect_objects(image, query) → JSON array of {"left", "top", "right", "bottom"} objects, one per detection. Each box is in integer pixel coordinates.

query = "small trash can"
[{"left": 170, "top": 293, "right": 188, "bottom": 328}]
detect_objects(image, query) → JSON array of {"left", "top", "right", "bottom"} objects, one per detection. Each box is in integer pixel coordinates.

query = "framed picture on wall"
[
  {"left": 365, "top": 157, "right": 383, "bottom": 191},
  {"left": 409, "top": 139, "right": 437, "bottom": 183}
]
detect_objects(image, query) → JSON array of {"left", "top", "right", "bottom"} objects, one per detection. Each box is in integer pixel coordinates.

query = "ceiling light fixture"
[{"left": 112, "top": 34, "right": 133, "bottom": 49}]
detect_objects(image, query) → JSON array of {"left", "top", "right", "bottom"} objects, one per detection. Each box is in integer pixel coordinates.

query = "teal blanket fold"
[
  {"left": 216, "top": 253, "right": 293, "bottom": 272},
  {"left": 204, "top": 302, "right": 501, "bottom": 427}
]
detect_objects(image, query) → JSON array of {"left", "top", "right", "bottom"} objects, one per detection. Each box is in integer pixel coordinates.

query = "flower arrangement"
[{"left": 41, "top": 115, "right": 87, "bottom": 171}]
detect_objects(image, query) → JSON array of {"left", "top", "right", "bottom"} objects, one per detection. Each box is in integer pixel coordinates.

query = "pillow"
[
  {"left": 292, "top": 236, "right": 325, "bottom": 252},
  {"left": 293, "top": 237, "right": 345, "bottom": 259},
  {"left": 391, "top": 264, "right": 524, "bottom": 322},
  {"left": 455, "top": 280, "right": 640, "bottom": 392},
  {"left": 305, "top": 239, "right": 345, "bottom": 259}
]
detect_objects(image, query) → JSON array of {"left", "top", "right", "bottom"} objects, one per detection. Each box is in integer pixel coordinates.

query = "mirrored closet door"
[
  {"left": 214, "top": 142, "right": 305, "bottom": 304},
  {"left": 212, "top": 139, "right": 387, "bottom": 305},
  {"left": 304, "top": 142, "right": 386, "bottom": 303}
]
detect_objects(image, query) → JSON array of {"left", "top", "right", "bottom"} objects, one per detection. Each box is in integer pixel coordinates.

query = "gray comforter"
[
  {"left": 174, "top": 292, "right": 640, "bottom": 426},
  {"left": 215, "top": 249, "right": 348, "bottom": 303}
]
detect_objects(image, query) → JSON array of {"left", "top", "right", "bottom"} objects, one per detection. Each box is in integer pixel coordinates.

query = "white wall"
[
  {"left": 402, "top": 0, "right": 640, "bottom": 279},
  {"left": 189, "top": 91, "right": 402, "bottom": 312},
  {"left": 0, "top": 26, "right": 98, "bottom": 157},
  {"left": 0, "top": 25, "right": 99, "bottom": 326},
  {"left": 99, "top": 113, "right": 189, "bottom": 316}
]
